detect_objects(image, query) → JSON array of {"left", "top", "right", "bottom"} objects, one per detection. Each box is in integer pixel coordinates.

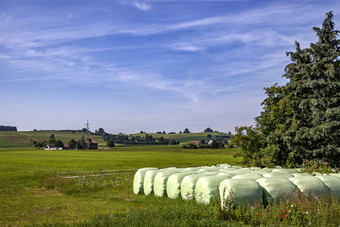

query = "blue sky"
[{"left": 0, "top": 0, "right": 339, "bottom": 133}]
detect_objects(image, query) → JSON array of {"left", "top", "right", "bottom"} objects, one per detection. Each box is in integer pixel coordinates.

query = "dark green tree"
[
  {"left": 235, "top": 12, "right": 340, "bottom": 167},
  {"left": 204, "top": 127, "right": 213, "bottom": 132},
  {"left": 55, "top": 140, "right": 64, "bottom": 148},
  {"left": 282, "top": 11, "right": 340, "bottom": 166},
  {"left": 107, "top": 140, "right": 115, "bottom": 147},
  {"left": 79, "top": 136, "right": 86, "bottom": 149},
  {"left": 183, "top": 128, "right": 190, "bottom": 133},
  {"left": 68, "top": 139, "right": 77, "bottom": 149},
  {"left": 49, "top": 134, "right": 55, "bottom": 143}
]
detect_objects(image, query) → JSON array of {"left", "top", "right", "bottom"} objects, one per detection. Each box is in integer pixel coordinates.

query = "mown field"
[{"left": 0, "top": 146, "right": 242, "bottom": 226}]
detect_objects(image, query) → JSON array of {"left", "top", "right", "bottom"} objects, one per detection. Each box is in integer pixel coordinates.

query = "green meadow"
[
  {"left": 1, "top": 132, "right": 339, "bottom": 226},
  {"left": 0, "top": 146, "right": 241, "bottom": 226}
]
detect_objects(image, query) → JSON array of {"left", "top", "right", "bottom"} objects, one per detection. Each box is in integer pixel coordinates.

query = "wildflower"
[
  {"left": 286, "top": 215, "right": 288, "bottom": 218},
  {"left": 284, "top": 210, "right": 286, "bottom": 212},
  {"left": 306, "top": 211, "right": 309, "bottom": 214},
  {"left": 291, "top": 205, "right": 294, "bottom": 208},
  {"left": 281, "top": 215, "right": 284, "bottom": 217},
  {"left": 256, "top": 214, "right": 258, "bottom": 216}
]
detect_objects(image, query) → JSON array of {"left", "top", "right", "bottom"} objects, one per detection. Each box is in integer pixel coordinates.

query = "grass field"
[
  {"left": 0, "top": 146, "right": 241, "bottom": 226},
  {"left": 0, "top": 131, "right": 231, "bottom": 148},
  {"left": 1, "top": 137, "right": 338, "bottom": 226}
]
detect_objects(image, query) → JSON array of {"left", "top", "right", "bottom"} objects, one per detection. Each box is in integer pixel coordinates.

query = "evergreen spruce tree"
[
  {"left": 234, "top": 12, "right": 339, "bottom": 167},
  {"left": 283, "top": 11, "right": 340, "bottom": 165}
]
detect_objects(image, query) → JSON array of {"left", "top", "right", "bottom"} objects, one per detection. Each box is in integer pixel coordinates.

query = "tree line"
[{"left": 0, "top": 125, "right": 17, "bottom": 131}]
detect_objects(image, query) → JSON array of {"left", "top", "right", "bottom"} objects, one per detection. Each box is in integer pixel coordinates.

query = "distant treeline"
[
  {"left": 0, "top": 125, "right": 17, "bottom": 131},
  {"left": 33, "top": 129, "right": 87, "bottom": 133},
  {"left": 96, "top": 128, "right": 179, "bottom": 145}
]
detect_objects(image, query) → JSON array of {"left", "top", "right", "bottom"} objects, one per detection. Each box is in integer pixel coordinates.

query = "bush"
[
  {"left": 300, "top": 159, "right": 339, "bottom": 174},
  {"left": 106, "top": 140, "right": 115, "bottom": 147}
]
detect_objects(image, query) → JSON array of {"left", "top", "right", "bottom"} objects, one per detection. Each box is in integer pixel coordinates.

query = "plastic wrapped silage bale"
[
  {"left": 133, "top": 167, "right": 158, "bottom": 195},
  {"left": 316, "top": 175, "right": 340, "bottom": 194},
  {"left": 219, "top": 179, "right": 263, "bottom": 209},
  {"left": 219, "top": 170, "right": 240, "bottom": 177},
  {"left": 250, "top": 167, "right": 262, "bottom": 170},
  {"left": 166, "top": 172, "right": 197, "bottom": 199},
  {"left": 183, "top": 167, "right": 199, "bottom": 171},
  {"left": 228, "top": 166, "right": 243, "bottom": 169},
  {"left": 181, "top": 173, "right": 214, "bottom": 200},
  {"left": 217, "top": 172, "right": 239, "bottom": 178},
  {"left": 252, "top": 169, "right": 273, "bottom": 175},
  {"left": 272, "top": 169, "right": 299, "bottom": 173},
  {"left": 292, "top": 173, "right": 310, "bottom": 177},
  {"left": 218, "top": 164, "right": 231, "bottom": 168},
  {"left": 330, "top": 173, "right": 340, "bottom": 178},
  {"left": 256, "top": 177, "right": 297, "bottom": 205},
  {"left": 199, "top": 166, "right": 221, "bottom": 172},
  {"left": 289, "top": 176, "right": 331, "bottom": 196},
  {"left": 195, "top": 175, "right": 230, "bottom": 205},
  {"left": 232, "top": 173, "right": 263, "bottom": 180},
  {"left": 153, "top": 170, "right": 180, "bottom": 197},
  {"left": 263, "top": 172, "right": 294, "bottom": 178},
  {"left": 143, "top": 169, "right": 161, "bottom": 195},
  {"left": 234, "top": 168, "right": 252, "bottom": 174}
]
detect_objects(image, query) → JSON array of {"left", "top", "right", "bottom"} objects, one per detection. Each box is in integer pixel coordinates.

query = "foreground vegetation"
[{"left": 0, "top": 147, "right": 339, "bottom": 226}]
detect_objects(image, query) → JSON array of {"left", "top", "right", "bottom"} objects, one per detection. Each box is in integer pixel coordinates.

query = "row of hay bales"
[{"left": 133, "top": 164, "right": 340, "bottom": 207}]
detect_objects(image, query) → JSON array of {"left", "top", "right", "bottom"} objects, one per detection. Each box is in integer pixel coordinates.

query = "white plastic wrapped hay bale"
[
  {"left": 219, "top": 170, "right": 240, "bottom": 177},
  {"left": 183, "top": 167, "right": 199, "bottom": 171},
  {"left": 316, "top": 175, "right": 340, "bottom": 194},
  {"left": 195, "top": 175, "right": 230, "bottom": 205},
  {"left": 181, "top": 173, "right": 215, "bottom": 200},
  {"left": 217, "top": 172, "right": 239, "bottom": 178},
  {"left": 153, "top": 170, "right": 180, "bottom": 197},
  {"left": 272, "top": 169, "right": 299, "bottom": 173},
  {"left": 143, "top": 169, "right": 161, "bottom": 195},
  {"left": 228, "top": 166, "right": 242, "bottom": 169},
  {"left": 133, "top": 167, "right": 158, "bottom": 195},
  {"left": 250, "top": 167, "right": 262, "bottom": 170},
  {"left": 234, "top": 168, "right": 252, "bottom": 174},
  {"left": 292, "top": 173, "right": 310, "bottom": 177},
  {"left": 219, "top": 179, "right": 263, "bottom": 209},
  {"left": 218, "top": 164, "right": 231, "bottom": 168},
  {"left": 252, "top": 169, "right": 273, "bottom": 175},
  {"left": 166, "top": 172, "right": 197, "bottom": 199},
  {"left": 199, "top": 166, "right": 221, "bottom": 172},
  {"left": 232, "top": 173, "right": 263, "bottom": 180},
  {"left": 330, "top": 173, "right": 340, "bottom": 178},
  {"left": 289, "top": 176, "right": 331, "bottom": 196},
  {"left": 256, "top": 177, "right": 297, "bottom": 205},
  {"left": 263, "top": 172, "right": 294, "bottom": 178}
]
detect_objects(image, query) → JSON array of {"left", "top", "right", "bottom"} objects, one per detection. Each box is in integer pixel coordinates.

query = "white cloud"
[{"left": 133, "top": 2, "right": 151, "bottom": 11}]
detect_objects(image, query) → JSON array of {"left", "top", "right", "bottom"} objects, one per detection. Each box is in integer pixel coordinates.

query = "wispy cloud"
[{"left": 133, "top": 2, "right": 152, "bottom": 11}]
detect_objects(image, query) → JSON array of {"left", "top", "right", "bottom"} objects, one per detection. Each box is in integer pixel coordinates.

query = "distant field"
[
  {"left": 0, "top": 131, "right": 231, "bottom": 148},
  {"left": 0, "top": 146, "right": 241, "bottom": 226},
  {"left": 0, "top": 131, "right": 107, "bottom": 148}
]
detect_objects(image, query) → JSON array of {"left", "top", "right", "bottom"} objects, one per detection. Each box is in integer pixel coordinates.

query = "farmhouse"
[{"left": 89, "top": 140, "right": 98, "bottom": 149}]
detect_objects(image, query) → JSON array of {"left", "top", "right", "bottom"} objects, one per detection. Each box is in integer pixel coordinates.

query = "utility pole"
[{"left": 85, "top": 120, "right": 90, "bottom": 149}]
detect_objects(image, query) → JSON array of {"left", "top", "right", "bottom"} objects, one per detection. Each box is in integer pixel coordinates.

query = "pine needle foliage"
[{"left": 234, "top": 12, "right": 340, "bottom": 167}]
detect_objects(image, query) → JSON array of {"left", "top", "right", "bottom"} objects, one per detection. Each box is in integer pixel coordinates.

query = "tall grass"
[{"left": 77, "top": 190, "right": 340, "bottom": 226}]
